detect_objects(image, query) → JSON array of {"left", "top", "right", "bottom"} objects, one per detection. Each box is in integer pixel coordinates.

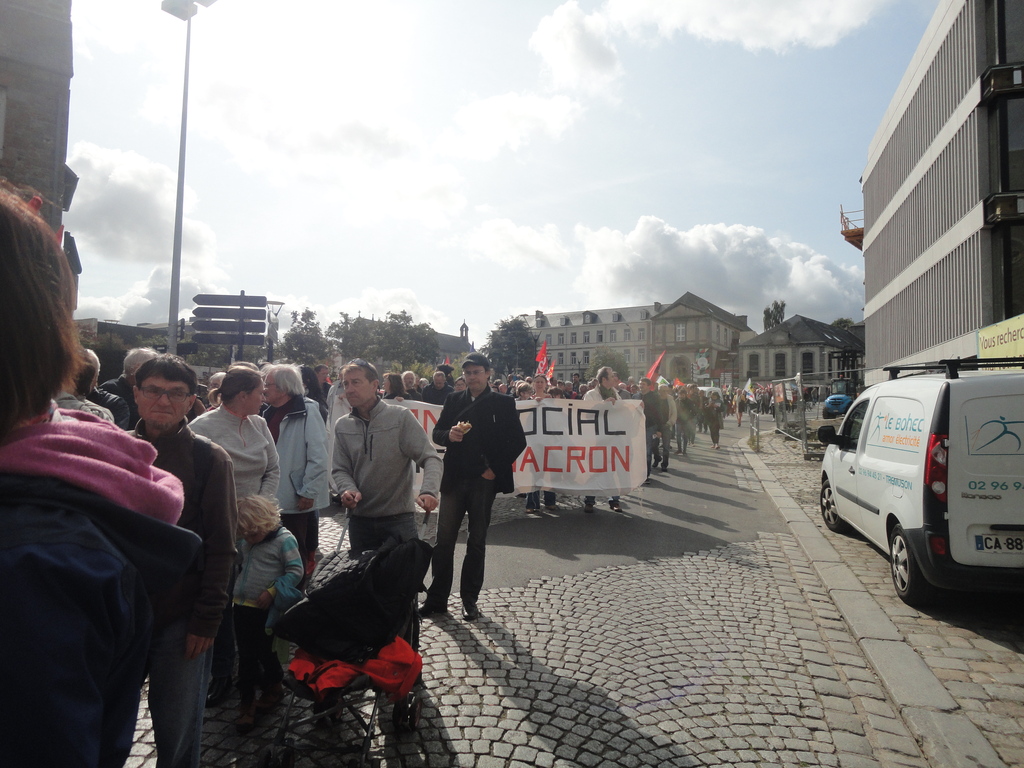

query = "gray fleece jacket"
[{"left": 332, "top": 398, "right": 442, "bottom": 518}]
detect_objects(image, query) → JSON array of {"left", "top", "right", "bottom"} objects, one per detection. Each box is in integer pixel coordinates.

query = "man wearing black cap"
[{"left": 420, "top": 352, "right": 527, "bottom": 621}]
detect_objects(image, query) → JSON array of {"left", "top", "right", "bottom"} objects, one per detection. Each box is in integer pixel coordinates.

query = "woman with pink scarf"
[{"left": 0, "top": 186, "right": 199, "bottom": 767}]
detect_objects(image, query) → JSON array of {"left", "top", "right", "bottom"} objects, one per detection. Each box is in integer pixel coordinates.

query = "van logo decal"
[{"left": 966, "top": 416, "right": 1024, "bottom": 456}]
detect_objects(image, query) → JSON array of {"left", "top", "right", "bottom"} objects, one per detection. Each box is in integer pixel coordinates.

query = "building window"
[
  {"left": 609, "top": 329, "right": 616, "bottom": 342},
  {"left": 560, "top": 316, "right": 569, "bottom": 326},
  {"left": 583, "top": 331, "right": 590, "bottom": 343},
  {"left": 748, "top": 354, "right": 759, "bottom": 376},
  {"left": 802, "top": 352, "right": 815, "bottom": 374},
  {"left": 675, "top": 323, "right": 686, "bottom": 342},
  {"left": 570, "top": 332, "right": 577, "bottom": 344},
  {"left": 557, "top": 333, "right": 564, "bottom": 345},
  {"left": 545, "top": 334, "right": 551, "bottom": 346},
  {"left": 774, "top": 353, "right": 787, "bottom": 377},
  {"left": 624, "top": 349, "right": 630, "bottom": 363},
  {"left": 715, "top": 325, "right": 720, "bottom": 343},
  {"left": 596, "top": 330, "right": 604, "bottom": 343},
  {"left": 557, "top": 352, "right": 564, "bottom": 365},
  {"left": 638, "top": 349, "right": 646, "bottom": 363},
  {"left": 570, "top": 352, "right": 577, "bottom": 365},
  {"left": 640, "top": 310, "right": 649, "bottom": 319},
  {"left": 612, "top": 312, "right": 622, "bottom": 321},
  {"left": 638, "top": 328, "right": 646, "bottom": 341},
  {"left": 537, "top": 317, "right": 547, "bottom": 328},
  {"left": 582, "top": 351, "right": 590, "bottom": 365},
  {"left": 623, "top": 328, "right": 632, "bottom": 341}
]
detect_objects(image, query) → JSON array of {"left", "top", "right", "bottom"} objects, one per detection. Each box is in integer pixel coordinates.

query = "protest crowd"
[{"left": 0, "top": 187, "right": 762, "bottom": 767}]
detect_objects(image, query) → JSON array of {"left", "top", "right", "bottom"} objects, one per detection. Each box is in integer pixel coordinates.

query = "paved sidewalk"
[
  {"left": 126, "top": 433, "right": 1021, "bottom": 767},
  {"left": 749, "top": 432, "right": 1023, "bottom": 768}
]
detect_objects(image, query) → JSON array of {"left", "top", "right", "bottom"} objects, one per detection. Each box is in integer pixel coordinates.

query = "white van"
[{"left": 817, "top": 358, "right": 1024, "bottom": 606}]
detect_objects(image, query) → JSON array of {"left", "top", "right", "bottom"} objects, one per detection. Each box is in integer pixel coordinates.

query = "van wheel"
[
  {"left": 889, "top": 525, "right": 937, "bottom": 606},
  {"left": 820, "top": 478, "right": 850, "bottom": 533}
]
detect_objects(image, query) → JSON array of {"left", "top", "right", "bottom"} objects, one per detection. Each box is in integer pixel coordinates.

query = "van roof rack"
[{"left": 884, "top": 357, "right": 1024, "bottom": 380}]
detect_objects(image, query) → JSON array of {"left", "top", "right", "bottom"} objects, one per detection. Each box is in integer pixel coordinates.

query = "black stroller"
[{"left": 259, "top": 536, "right": 433, "bottom": 768}]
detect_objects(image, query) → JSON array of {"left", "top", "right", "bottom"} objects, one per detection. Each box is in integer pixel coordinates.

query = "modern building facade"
[{"left": 861, "top": 0, "right": 1024, "bottom": 375}]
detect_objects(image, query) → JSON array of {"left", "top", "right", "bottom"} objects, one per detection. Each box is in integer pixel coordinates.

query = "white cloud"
[
  {"left": 436, "top": 92, "right": 584, "bottom": 161},
  {"left": 275, "top": 288, "right": 449, "bottom": 336},
  {"left": 573, "top": 217, "right": 863, "bottom": 325},
  {"left": 64, "top": 142, "right": 214, "bottom": 264},
  {"left": 447, "top": 219, "right": 570, "bottom": 269},
  {"left": 602, "top": 0, "right": 897, "bottom": 53},
  {"left": 529, "top": 1, "right": 623, "bottom": 95}
]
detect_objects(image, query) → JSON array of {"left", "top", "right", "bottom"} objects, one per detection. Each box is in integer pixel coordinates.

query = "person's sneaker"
[
  {"left": 462, "top": 603, "right": 480, "bottom": 621},
  {"left": 544, "top": 504, "right": 557, "bottom": 511},
  {"left": 584, "top": 503, "right": 596, "bottom": 513},
  {"left": 235, "top": 698, "right": 256, "bottom": 734},
  {"left": 418, "top": 601, "right": 447, "bottom": 618},
  {"left": 206, "top": 675, "right": 232, "bottom": 708},
  {"left": 609, "top": 501, "right": 622, "bottom": 512},
  {"left": 525, "top": 507, "right": 539, "bottom": 515}
]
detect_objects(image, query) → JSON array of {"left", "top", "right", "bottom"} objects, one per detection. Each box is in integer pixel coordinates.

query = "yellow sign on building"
[{"left": 978, "top": 314, "right": 1024, "bottom": 358}]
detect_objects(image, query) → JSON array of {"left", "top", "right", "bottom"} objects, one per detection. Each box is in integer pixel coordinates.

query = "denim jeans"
[
  {"left": 645, "top": 425, "right": 658, "bottom": 476},
  {"left": 584, "top": 495, "right": 620, "bottom": 507},
  {"left": 347, "top": 512, "right": 419, "bottom": 554},
  {"left": 525, "top": 490, "right": 555, "bottom": 509},
  {"left": 426, "top": 476, "right": 495, "bottom": 607},
  {"left": 147, "top": 617, "right": 214, "bottom": 768}
]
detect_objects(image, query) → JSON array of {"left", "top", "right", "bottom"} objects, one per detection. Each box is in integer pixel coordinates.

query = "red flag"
[
  {"left": 646, "top": 350, "right": 666, "bottom": 380},
  {"left": 444, "top": 356, "right": 450, "bottom": 365},
  {"left": 535, "top": 341, "right": 547, "bottom": 363},
  {"left": 536, "top": 358, "right": 548, "bottom": 377},
  {"left": 673, "top": 377, "right": 684, "bottom": 387}
]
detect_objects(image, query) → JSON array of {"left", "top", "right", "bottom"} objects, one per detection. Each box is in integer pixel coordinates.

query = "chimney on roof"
[
  {"left": 653, "top": 302, "right": 662, "bottom": 313},
  {"left": 536, "top": 310, "right": 543, "bottom": 317}
]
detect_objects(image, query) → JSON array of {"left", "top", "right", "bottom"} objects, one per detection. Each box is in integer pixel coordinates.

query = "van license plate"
[{"left": 975, "top": 534, "right": 1024, "bottom": 552}]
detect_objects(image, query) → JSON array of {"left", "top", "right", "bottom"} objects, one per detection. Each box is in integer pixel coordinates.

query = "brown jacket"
[{"left": 135, "top": 420, "right": 238, "bottom": 637}]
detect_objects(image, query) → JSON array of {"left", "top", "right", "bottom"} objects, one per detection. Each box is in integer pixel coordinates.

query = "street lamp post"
[{"left": 163, "top": 0, "right": 218, "bottom": 355}]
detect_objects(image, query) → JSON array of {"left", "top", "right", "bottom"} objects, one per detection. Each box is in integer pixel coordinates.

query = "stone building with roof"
[
  {"left": 739, "top": 315, "right": 865, "bottom": 383},
  {"left": 649, "top": 293, "right": 754, "bottom": 386}
]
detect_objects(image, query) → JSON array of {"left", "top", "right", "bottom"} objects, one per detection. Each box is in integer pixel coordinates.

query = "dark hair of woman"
[{"left": 0, "top": 186, "right": 79, "bottom": 442}]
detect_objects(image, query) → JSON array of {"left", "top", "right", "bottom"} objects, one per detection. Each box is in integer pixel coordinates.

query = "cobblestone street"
[{"left": 124, "top": 431, "right": 1023, "bottom": 768}]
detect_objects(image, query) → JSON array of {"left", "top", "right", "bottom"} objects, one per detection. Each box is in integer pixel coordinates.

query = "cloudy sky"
[{"left": 66, "top": 0, "right": 936, "bottom": 345}]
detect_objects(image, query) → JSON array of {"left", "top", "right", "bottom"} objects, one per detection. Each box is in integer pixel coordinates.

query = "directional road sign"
[
  {"left": 193, "top": 293, "right": 267, "bottom": 307},
  {"left": 191, "top": 319, "right": 266, "bottom": 334},
  {"left": 192, "top": 333, "right": 267, "bottom": 346},
  {"left": 192, "top": 306, "right": 267, "bottom": 320}
]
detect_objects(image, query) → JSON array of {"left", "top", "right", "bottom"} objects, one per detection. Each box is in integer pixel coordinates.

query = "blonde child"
[{"left": 232, "top": 495, "right": 304, "bottom": 733}]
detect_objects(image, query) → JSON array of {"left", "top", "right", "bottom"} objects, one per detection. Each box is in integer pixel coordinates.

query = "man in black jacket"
[{"left": 420, "top": 353, "right": 527, "bottom": 621}]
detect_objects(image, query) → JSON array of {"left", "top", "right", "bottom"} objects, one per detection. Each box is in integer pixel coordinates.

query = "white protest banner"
[
  {"left": 392, "top": 397, "right": 646, "bottom": 494},
  {"left": 513, "top": 400, "right": 645, "bottom": 494}
]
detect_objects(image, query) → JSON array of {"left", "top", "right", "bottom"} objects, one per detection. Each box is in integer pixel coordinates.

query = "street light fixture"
[
  {"left": 163, "top": 0, "right": 219, "bottom": 354},
  {"left": 266, "top": 300, "right": 285, "bottom": 362}
]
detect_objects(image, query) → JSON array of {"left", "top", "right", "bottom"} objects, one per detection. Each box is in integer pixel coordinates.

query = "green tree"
[
  {"left": 279, "top": 308, "right": 334, "bottom": 365},
  {"left": 375, "top": 310, "right": 438, "bottom": 369},
  {"left": 483, "top": 316, "right": 537, "bottom": 377},
  {"left": 586, "top": 348, "right": 630, "bottom": 382},
  {"left": 763, "top": 299, "right": 786, "bottom": 331},
  {"left": 326, "top": 312, "right": 377, "bottom": 363},
  {"left": 831, "top": 317, "right": 854, "bottom": 331}
]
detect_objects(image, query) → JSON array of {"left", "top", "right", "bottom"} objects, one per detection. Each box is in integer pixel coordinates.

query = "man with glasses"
[
  {"left": 133, "top": 355, "right": 238, "bottom": 768},
  {"left": 332, "top": 359, "right": 442, "bottom": 553},
  {"left": 421, "top": 353, "right": 527, "bottom": 621}
]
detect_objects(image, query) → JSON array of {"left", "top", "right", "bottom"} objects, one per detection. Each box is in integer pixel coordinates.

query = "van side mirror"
[{"left": 817, "top": 425, "right": 849, "bottom": 451}]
